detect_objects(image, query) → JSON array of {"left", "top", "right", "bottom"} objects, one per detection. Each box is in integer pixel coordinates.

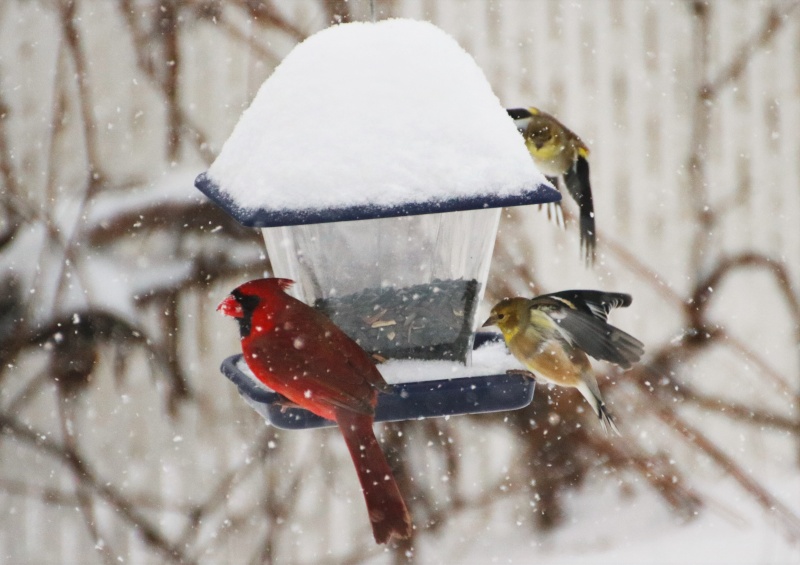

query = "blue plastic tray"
[{"left": 220, "top": 335, "right": 535, "bottom": 430}]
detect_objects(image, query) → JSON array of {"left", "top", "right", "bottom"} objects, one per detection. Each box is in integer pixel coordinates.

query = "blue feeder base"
[{"left": 220, "top": 350, "right": 535, "bottom": 430}]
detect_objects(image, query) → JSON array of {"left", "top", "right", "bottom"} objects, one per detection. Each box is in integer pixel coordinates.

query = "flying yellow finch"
[
  {"left": 483, "top": 290, "right": 644, "bottom": 434},
  {"left": 508, "top": 107, "right": 596, "bottom": 265}
]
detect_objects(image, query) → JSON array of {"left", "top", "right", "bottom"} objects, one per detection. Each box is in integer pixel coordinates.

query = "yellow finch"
[
  {"left": 508, "top": 107, "right": 596, "bottom": 265},
  {"left": 483, "top": 290, "right": 644, "bottom": 434}
]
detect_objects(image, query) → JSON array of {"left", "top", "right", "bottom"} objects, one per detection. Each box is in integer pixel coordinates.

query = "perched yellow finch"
[
  {"left": 483, "top": 290, "right": 644, "bottom": 434},
  {"left": 508, "top": 107, "right": 596, "bottom": 265}
]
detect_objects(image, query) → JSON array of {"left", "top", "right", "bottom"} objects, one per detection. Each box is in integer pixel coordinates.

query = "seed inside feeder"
[{"left": 315, "top": 278, "right": 480, "bottom": 362}]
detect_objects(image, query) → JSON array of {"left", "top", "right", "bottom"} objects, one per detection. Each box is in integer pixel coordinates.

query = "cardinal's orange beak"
[{"left": 217, "top": 294, "right": 243, "bottom": 318}]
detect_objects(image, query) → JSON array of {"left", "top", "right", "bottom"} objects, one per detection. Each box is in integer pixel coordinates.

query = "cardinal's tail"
[{"left": 336, "top": 410, "right": 412, "bottom": 544}]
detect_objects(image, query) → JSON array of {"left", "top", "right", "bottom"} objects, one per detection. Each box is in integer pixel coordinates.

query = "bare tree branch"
[
  {"left": 654, "top": 403, "right": 800, "bottom": 544},
  {"left": 57, "top": 0, "right": 104, "bottom": 190},
  {"left": 57, "top": 398, "right": 119, "bottom": 565},
  {"left": 159, "top": 0, "right": 183, "bottom": 160},
  {"left": 701, "top": 1, "right": 800, "bottom": 100},
  {"left": 0, "top": 411, "right": 195, "bottom": 564},
  {"left": 118, "top": 0, "right": 216, "bottom": 164},
  {"left": 234, "top": 0, "right": 309, "bottom": 41}
]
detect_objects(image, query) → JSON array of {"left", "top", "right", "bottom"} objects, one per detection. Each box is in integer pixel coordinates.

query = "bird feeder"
[{"left": 196, "top": 19, "right": 560, "bottom": 429}]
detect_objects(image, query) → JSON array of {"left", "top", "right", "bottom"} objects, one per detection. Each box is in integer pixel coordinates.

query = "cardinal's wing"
[{"left": 247, "top": 306, "right": 390, "bottom": 415}]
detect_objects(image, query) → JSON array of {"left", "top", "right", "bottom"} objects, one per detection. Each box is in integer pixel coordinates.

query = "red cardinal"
[{"left": 218, "top": 278, "right": 412, "bottom": 544}]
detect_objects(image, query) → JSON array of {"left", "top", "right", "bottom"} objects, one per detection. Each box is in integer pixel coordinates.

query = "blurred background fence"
[{"left": 1, "top": 1, "right": 799, "bottom": 563}]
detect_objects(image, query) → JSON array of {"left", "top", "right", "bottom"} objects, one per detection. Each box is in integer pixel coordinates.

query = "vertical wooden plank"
[{"left": 782, "top": 16, "right": 800, "bottom": 280}]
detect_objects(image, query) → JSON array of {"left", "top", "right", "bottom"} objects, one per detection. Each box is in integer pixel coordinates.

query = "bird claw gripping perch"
[{"left": 506, "top": 369, "right": 537, "bottom": 381}]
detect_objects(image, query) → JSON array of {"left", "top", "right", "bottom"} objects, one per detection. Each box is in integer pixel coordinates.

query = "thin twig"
[
  {"left": 720, "top": 329, "right": 795, "bottom": 398},
  {"left": 654, "top": 403, "right": 800, "bottom": 544},
  {"left": 701, "top": 1, "right": 800, "bottom": 100},
  {"left": 582, "top": 433, "right": 703, "bottom": 519},
  {"left": 212, "top": 8, "right": 284, "bottom": 66},
  {"left": 174, "top": 428, "right": 274, "bottom": 551},
  {"left": 233, "top": 0, "right": 308, "bottom": 41},
  {"left": 686, "top": 0, "right": 713, "bottom": 279},
  {"left": 58, "top": 0, "right": 103, "bottom": 189},
  {"left": 57, "top": 397, "right": 119, "bottom": 565},
  {"left": 691, "top": 252, "right": 800, "bottom": 330},
  {"left": 117, "top": 0, "right": 215, "bottom": 164},
  {"left": 676, "top": 385, "right": 800, "bottom": 434},
  {"left": 0, "top": 411, "right": 194, "bottom": 563},
  {"left": 601, "top": 233, "right": 686, "bottom": 308},
  {"left": 160, "top": 0, "right": 182, "bottom": 160}
]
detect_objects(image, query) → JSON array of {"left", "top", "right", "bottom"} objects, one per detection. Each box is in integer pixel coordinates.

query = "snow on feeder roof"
[
  {"left": 198, "top": 18, "right": 559, "bottom": 429},
  {"left": 195, "top": 18, "right": 557, "bottom": 226}
]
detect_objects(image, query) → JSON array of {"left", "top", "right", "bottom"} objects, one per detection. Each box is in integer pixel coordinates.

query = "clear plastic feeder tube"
[{"left": 262, "top": 208, "right": 500, "bottom": 363}]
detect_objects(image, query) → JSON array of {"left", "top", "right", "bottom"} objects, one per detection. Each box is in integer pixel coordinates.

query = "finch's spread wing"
[
  {"left": 530, "top": 293, "right": 643, "bottom": 368},
  {"left": 541, "top": 290, "right": 632, "bottom": 322},
  {"left": 551, "top": 309, "right": 644, "bottom": 368}
]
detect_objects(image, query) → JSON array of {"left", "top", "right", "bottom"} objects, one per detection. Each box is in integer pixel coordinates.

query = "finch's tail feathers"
[
  {"left": 337, "top": 410, "right": 412, "bottom": 544},
  {"left": 598, "top": 404, "right": 621, "bottom": 436},
  {"left": 577, "top": 378, "right": 621, "bottom": 437},
  {"left": 564, "top": 156, "right": 596, "bottom": 266}
]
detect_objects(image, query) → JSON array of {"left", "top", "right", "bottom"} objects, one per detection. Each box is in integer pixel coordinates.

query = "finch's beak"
[
  {"left": 217, "top": 295, "right": 243, "bottom": 318},
  {"left": 482, "top": 314, "right": 499, "bottom": 328}
]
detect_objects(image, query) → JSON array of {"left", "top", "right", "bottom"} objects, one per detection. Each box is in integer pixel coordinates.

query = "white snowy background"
[{"left": 1, "top": 1, "right": 799, "bottom": 564}]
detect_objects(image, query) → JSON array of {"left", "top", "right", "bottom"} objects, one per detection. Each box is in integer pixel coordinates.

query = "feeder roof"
[{"left": 196, "top": 18, "right": 558, "bottom": 227}]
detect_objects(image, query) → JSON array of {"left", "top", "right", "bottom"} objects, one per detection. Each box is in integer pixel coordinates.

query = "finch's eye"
[{"left": 497, "top": 313, "right": 506, "bottom": 320}]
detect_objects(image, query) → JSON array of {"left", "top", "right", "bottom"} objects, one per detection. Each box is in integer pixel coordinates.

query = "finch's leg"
[{"left": 506, "top": 369, "right": 537, "bottom": 381}]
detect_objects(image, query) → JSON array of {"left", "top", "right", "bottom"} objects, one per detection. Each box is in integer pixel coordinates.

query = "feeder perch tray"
[{"left": 221, "top": 334, "right": 535, "bottom": 429}]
